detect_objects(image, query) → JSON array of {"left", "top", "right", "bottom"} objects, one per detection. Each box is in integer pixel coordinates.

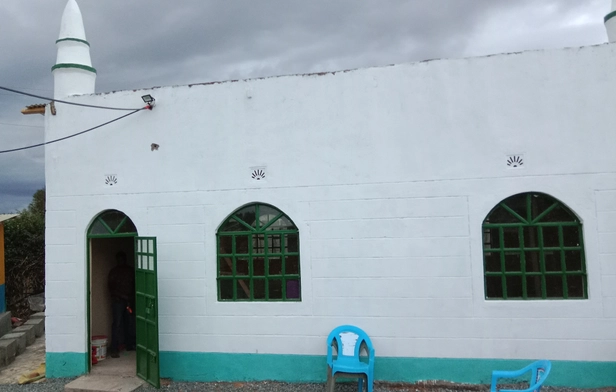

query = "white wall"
[{"left": 45, "top": 43, "right": 616, "bottom": 361}]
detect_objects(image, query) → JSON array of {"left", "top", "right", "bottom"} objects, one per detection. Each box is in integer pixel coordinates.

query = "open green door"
[{"left": 135, "top": 237, "right": 160, "bottom": 388}]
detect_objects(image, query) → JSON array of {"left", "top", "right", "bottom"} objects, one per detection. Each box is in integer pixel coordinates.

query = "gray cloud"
[{"left": 0, "top": 0, "right": 610, "bottom": 211}]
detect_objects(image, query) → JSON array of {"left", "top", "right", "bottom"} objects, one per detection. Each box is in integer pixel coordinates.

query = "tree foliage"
[{"left": 4, "top": 189, "right": 45, "bottom": 318}]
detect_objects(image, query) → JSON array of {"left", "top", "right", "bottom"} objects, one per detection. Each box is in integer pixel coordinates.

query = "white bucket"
[{"left": 92, "top": 335, "right": 108, "bottom": 361}]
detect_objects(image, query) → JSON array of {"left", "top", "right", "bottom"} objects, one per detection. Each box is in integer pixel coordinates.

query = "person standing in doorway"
[{"left": 108, "top": 251, "right": 135, "bottom": 358}]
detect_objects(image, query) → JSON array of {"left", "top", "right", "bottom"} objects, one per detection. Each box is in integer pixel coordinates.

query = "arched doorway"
[{"left": 87, "top": 210, "right": 137, "bottom": 375}]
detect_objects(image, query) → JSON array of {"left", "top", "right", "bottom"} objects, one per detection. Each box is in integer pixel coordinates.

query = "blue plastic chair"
[
  {"left": 490, "top": 360, "right": 552, "bottom": 392},
  {"left": 326, "top": 325, "right": 375, "bottom": 392}
]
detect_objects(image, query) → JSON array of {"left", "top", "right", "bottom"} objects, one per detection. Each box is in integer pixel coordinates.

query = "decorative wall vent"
[
  {"left": 105, "top": 174, "right": 118, "bottom": 186},
  {"left": 506, "top": 155, "right": 524, "bottom": 168},
  {"left": 251, "top": 169, "right": 266, "bottom": 180}
]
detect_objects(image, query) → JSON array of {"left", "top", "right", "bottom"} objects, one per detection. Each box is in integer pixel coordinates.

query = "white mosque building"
[{"left": 43, "top": 0, "right": 616, "bottom": 387}]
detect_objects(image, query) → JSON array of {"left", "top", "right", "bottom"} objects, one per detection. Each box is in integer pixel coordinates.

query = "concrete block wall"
[
  {"left": 44, "top": 173, "right": 616, "bottom": 362},
  {"left": 45, "top": 205, "right": 84, "bottom": 354},
  {"left": 596, "top": 190, "right": 616, "bottom": 318}
]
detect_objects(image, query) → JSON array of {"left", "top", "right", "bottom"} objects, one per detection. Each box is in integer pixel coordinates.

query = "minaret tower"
[
  {"left": 606, "top": 0, "right": 616, "bottom": 42},
  {"left": 52, "top": 0, "right": 96, "bottom": 98}
]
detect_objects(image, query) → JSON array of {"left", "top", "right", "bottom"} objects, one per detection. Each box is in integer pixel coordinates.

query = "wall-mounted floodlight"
[{"left": 141, "top": 94, "right": 155, "bottom": 109}]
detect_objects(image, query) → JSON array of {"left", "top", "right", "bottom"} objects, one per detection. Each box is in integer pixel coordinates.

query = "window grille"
[
  {"left": 482, "top": 193, "right": 587, "bottom": 300},
  {"left": 217, "top": 203, "right": 300, "bottom": 301}
]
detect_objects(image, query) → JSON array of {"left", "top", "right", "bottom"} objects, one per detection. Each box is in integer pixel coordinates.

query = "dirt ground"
[{"left": 0, "top": 334, "right": 46, "bottom": 384}]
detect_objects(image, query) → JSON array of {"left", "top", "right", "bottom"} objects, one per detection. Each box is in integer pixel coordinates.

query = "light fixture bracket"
[{"left": 141, "top": 94, "right": 155, "bottom": 109}]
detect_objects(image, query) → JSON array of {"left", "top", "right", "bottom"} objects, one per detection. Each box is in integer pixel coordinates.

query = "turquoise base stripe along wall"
[
  {"left": 160, "top": 352, "right": 325, "bottom": 382},
  {"left": 157, "top": 352, "right": 616, "bottom": 388},
  {"left": 374, "top": 357, "right": 616, "bottom": 387},
  {"left": 46, "top": 352, "right": 88, "bottom": 378},
  {"left": 45, "top": 351, "right": 616, "bottom": 388}
]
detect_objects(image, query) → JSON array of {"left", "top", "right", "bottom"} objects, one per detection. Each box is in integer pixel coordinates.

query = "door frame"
[{"left": 85, "top": 210, "right": 138, "bottom": 373}]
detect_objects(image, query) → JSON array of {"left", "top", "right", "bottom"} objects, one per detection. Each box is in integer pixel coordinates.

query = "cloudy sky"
[{"left": 0, "top": 0, "right": 610, "bottom": 212}]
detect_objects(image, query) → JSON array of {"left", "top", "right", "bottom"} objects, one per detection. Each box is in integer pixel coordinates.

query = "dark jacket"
[{"left": 108, "top": 264, "right": 134, "bottom": 302}]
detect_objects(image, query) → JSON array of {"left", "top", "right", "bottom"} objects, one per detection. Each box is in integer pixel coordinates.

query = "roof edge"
[{"left": 72, "top": 42, "right": 614, "bottom": 98}]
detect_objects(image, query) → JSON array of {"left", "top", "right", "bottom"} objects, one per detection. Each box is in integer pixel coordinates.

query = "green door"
[{"left": 135, "top": 237, "right": 160, "bottom": 388}]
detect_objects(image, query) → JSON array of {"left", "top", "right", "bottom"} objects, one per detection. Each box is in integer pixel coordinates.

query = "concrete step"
[
  {"left": 0, "top": 311, "right": 11, "bottom": 337},
  {"left": 65, "top": 375, "right": 146, "bottom": 392},
  {"left": 0, "top": 312, "right": 46, "bottom": 372},
  {"left": 0, "top": 332, "right": 27, "bottom": 355},
  {"left": 0, "top": 338, "right": 16, "bottom": 367},
  {"left": 30, "top": 312, "right": 45, "bottom": 319},
  {"left": 13, "top": 324, "right": 36, "bottom": 345},
  {"left": 24, "top": 317, "right": 44, "bottom": 337}
]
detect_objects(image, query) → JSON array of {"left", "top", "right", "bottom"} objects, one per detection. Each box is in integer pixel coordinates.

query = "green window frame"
[
  {"left": 88, "top": 209, "right": 137, "bottom": 237},
  {"left": 482, "top": 192, "right": 587, "bottom": 300},
  {"left": 217, "top": 203, "right": 300, "bottom": 302}
]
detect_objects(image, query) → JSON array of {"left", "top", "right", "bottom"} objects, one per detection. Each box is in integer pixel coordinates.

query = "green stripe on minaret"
[
  {"left": 56, "top": 37, "right": 90, "bottom": 46},
  {"left": 605, "top": 10, "right": 616, "bottom": 23},
  {"left": 51, "top": 63, "right": 97, "bottom": 74}
]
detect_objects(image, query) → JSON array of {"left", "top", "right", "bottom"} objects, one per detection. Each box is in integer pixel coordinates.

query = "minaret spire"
[
  {"left": 606, "top": 0, "right": 616, "bottom": 42},
  {"left": 52, "top": 0, "right": 96, "bottom": 98}
]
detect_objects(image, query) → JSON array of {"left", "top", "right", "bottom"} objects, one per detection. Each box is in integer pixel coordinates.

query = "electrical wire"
[
  {"left": 0, "top": 109, "right": 143, "bottom": 154},
  {"left": 3, "top": 85, "right": 52, "bottom": 92},
  {"left": 0, "top": 122, "right": 43, "bottom": 129},
  {"left": 0, "top": 86, "right": 148, "bottom": 111}
]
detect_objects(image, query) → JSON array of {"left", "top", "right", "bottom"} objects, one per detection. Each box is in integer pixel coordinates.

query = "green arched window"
[
  {"left": 482, "top": 192, "right": 587, "bottom": 300},
  {"left": 88, "top": 209, "right": 137, "bottom": 237},
  {"left": 217, "top": 203, "right": 300, "bottom": 301}
]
